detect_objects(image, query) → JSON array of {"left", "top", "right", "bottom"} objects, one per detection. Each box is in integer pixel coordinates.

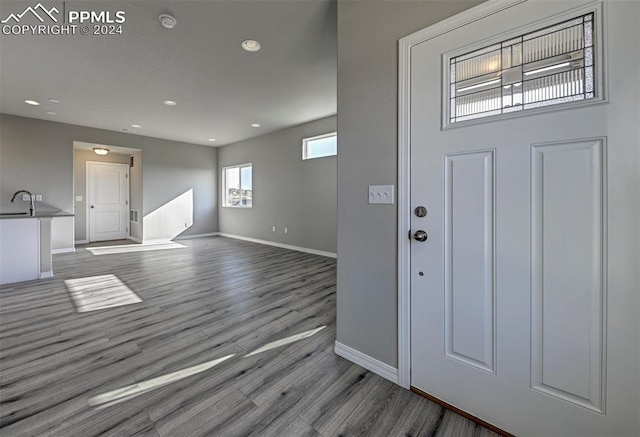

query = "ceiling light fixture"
[
  {"left": 48, "top": 98, "right": 60, "bottom": 103},
  {"left": 163, "top": 100, "right": 177, "bottom": 106},
  {"left": 93, "top": 147, "right": 110, "bottom": 156},
  {"left": 131, "top": 124, "right": 142, "bottom": 129},
  {"left": 208, "top": 138, "right": 216, "bottom": 142},
  {"left": 251, "top": 123, "right": 261, "bottom": 128},
  {"left": 25, "top": 100, "right": 40, "bottom": 106},
  {"left": 241, "top": 40, "right": 261, "bottom": 52},
  {"left": 159, "top": 14, "right": 177, "bottom": 29}
]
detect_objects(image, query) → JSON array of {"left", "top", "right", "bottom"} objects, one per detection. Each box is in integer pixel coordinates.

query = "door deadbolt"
[
  {"left": 413, "top": 230, "right": 428, "bottom": 242},
  {"left": 414, "top": 206, "right": 427, "bottom": 217}
]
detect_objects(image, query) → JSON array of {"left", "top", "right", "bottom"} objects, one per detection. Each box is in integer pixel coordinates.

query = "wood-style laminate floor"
[{"left": 0, "top": 237, "right": 500, "bottom": 437}]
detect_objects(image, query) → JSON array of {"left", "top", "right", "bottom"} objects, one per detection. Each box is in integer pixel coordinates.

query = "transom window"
[
  {"left": 449, "top": 13, "right": 595, "bottom": 124},
  {"left": 222, "top": 163, "right": 252, "bottom": 207},
  {"left": 302, "top": 132, "right": 337, "bottom": 160}
]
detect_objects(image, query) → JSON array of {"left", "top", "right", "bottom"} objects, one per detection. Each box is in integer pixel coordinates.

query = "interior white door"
[
  {"left": 88, "top": 162, "right": 129, "bottom": 242},
  {"left": 409, "top": 1, "right": 639, "bottom": 436}
]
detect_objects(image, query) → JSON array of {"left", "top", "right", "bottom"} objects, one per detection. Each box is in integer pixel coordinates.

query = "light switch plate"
[
  {"left": 369, "top": 185, "right": 394, "bottom": 204},
  {"left": 35, "top": 194, "right": 42, "bottom": 201},
  {"left": 76, "top": 196, "right": 83, "bottom": 202},
  {"left": 22, "top": 194, "right": 30, "bottom": 201}
]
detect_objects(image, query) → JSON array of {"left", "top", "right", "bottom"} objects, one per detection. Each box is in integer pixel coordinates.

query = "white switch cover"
[
  {"left": 35, "top": 194, "right": 42, "bottom": 201},
  {"left": 76, "top": 196, "right": 83, "bottom": 202},
  {"left": 22, "top": 194, "right": 30, "bottom": 201},
  {"left": 368, "top": 185, "right": 394, "bottom": 204}
]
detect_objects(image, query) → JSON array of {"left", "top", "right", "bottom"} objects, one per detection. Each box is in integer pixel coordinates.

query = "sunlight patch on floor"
[
  {"left": 244, "top": 325, "right": 326, "bottom": 357},
  {"left": 88, "top": 354, "right": 235, "bottom": 408},
  {"left": 86, "top": 241, "right": 186, "bottom": 255},
  {"left": 88, "top": 326, "right": 327, "bottom": 409},
  {"left": 64, "top": 274, "right": 142, "bottom": 313}
]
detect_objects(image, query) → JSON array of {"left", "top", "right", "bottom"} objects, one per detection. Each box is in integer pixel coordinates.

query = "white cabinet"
[{"left": 0, "top": 218, "right": 40, "bottom": 285}]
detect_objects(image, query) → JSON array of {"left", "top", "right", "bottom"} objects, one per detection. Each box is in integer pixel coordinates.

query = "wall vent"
[{"left": 130, "top": 210, "right": 139, "bottom": 223}]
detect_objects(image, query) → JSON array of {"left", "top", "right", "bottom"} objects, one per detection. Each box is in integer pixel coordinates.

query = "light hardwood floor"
[{"left": 0, "top": 237, "right": 499, "bottom": 437}]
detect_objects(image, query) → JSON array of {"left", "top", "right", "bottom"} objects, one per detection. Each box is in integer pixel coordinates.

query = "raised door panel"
[
  {"left": 531, "top": 138, "right": 606, "bottom": 413},
  {"left": 444, "top": 150, "right": 496, "bottom": 373}
]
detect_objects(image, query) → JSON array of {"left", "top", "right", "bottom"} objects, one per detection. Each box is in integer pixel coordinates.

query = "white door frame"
[
  {"left": 397, "top": 0, "right": 531, "bottom": 389},
  {"left": 86, "top": 161, "right": 130, "bottom": 242}
]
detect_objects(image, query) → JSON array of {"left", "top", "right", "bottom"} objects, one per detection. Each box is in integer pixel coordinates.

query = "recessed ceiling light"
[
  {"left": 159, "top": 14, "right": 177, "bottom": 29},
  {"left": 241, "top": 40, "right": 261, "bottom": 52},
  {"left": 46, "top": 111, "right": 56, "bottom": 115},
  {"left": 163, "top": 100, "right": 177, "bottom": 106},
  {"left": 131, "top": 124, "right": 142, "bottom": 129},
  {"left": 251, "top": 123, "right": 261, "bottom": 128},
  {"left": 48, "top": 98, "right": 60, "bottom": 103},
  {"left": 208, "top": 138, "right": 217, "bottom": 142},
  {"left": 25, "top": 100, "right": 40, "bottom": 106}
]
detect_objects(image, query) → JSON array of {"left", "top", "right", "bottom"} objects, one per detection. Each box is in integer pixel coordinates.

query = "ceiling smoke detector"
[
  {"left": 241, "top": 40, "right": 261, "bottom": 52},
  {"left": 159, "top": 14, "right": 177, "bottom": 29}
]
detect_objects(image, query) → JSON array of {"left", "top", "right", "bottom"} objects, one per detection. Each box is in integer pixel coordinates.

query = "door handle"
[
  {"left": 413, "top": 230, "right": 428, "bottom": 242},
  {"left": 90, "top": 205, "right": 95, "bottom": 209}
]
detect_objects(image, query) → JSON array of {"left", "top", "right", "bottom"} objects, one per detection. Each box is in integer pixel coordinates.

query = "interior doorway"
[
  {"left": 87, "top": 162, "right": 129, "bottom": 242},
  {"left": 72, "top": 142, "right": 143, "bottom": 244}
]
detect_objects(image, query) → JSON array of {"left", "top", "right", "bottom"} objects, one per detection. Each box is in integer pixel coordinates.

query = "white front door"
[
  {"left": 88, "top": 162, "right": 129, "bottom": 242},
  {"left": 408, "top": 1, "right": 639, "bottom": 436}
]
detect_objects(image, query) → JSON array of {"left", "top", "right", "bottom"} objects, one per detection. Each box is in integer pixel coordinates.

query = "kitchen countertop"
[{"left": 0, "top": 210, "right": 74, "bottom": 219}]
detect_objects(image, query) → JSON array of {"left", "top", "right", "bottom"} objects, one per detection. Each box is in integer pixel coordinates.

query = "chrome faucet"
[{"left": 10, "top": 190, "right": 35, "bottom": 216}]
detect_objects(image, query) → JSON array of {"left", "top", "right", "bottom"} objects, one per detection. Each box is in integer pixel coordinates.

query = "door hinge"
[
  {"left": 126, "top": 173, "right": 128, "bottom": 178},
  {"left": 408, "top": 230, "right": 411, "bottom": 240},
  {"left": 126, "top": 227, "right": 129, "bottom": 232},
  {"left": 126, "top": 200, "right": 128, "bottom": 205}
]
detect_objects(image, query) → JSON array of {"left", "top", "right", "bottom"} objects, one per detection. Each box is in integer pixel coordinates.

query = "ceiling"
[{"left": 0, "top": 0, "right": 337, "bottom": 147}]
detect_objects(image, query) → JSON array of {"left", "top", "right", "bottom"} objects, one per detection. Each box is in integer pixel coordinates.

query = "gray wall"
[
  {"left": 336, "top": 0, "right": 483, "bottom": 367},
  {"left": 218, "top": 116, "right": 337, "bottom": 253},
  {"left": 73, "top": 149, "right": 131, "bottom": 242},
  {"left": 0, "top": 114, "right": 218, "bottom": 243},
  {"left": 130, "top": 151, "right": 143, "bottom": 241}
]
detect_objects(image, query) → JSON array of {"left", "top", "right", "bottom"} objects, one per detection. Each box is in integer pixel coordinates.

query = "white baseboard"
[
  {"left": 218, "top": 233, "right": 337, "bottom": 258},
  {"left": 52, "top": 248, "right": 75, "bottom": 254},
  {"left": 128, "top": 236, "right": 142, "bottom": 243},
  {"left": 40, "top": 271, "right": 53, "bottom": 279},
  {"left": 334, "top": 341, "right": 399, "bottom": 384},
  {"left": 75, "top": 239, "right": 89, "bottom": 245},
  {"left": 174, "top": 232, "right": 220, "bottom": 241}
]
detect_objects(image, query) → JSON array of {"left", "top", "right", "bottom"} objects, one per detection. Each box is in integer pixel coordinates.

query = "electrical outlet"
[
  {"left": 284, "top": 227, "right": 288, "bottom": 234},
  {"left": 22, "top": 194, "right": 30, "bottom": 201},
  {"left": 76, "top": 196, "right": 83, "bottom": 202},
  {"left": 272, "top": 226, "right": 276, "bottom": 232},
  {"left": 368, "top": 185, "right": 394, "bottom": 204},
  {"left": 36, "top": 194, "right": 42, "bottom": 201}
]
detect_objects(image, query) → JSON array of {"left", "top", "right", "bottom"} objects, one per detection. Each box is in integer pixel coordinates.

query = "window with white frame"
[
  {"left": 222, "top": 163, "right": 252, "bottom": 207},
  {"left": 302, "top": 132, "right": 337, "bottom": 160},
  {"left": 448, "top": 12, "right": 595, "bottom": 125}
]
